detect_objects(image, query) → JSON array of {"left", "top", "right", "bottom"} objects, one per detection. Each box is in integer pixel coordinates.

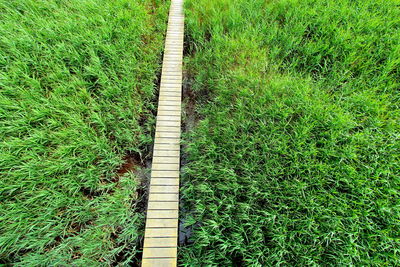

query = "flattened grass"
[
  {"left": 0, "top": 0, "right": 168, "bottom": 265},
  {"left": 181, "top": 0, "right": 400, "bottom": 265}
]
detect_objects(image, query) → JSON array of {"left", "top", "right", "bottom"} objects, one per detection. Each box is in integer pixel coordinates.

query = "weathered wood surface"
[{"left": 142, "top": 0, "right": 184, "bottom": 266}]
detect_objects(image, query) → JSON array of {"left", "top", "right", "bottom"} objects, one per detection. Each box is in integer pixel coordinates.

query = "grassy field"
[
  {"left": 181, "top": 0, "right": 400, "bottom": 265},
  {"left": 0, "top": 0, "right": 168, "bottom": 265}
]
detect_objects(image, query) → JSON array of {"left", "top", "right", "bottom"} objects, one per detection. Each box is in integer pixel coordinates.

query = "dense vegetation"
[
  {"left": 0, "top": 0, "right": 167, "bottom": 265},
  {"left": 181, "top": 0, "right": 400, "bottom": 265}
]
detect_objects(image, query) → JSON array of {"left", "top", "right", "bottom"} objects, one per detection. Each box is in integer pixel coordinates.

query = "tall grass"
[
  {"left": 181, "top": 0, "right": 400, "bottom": 265},
  {"left": 0, "top": 0, "right": 168, "bottom": 265}
]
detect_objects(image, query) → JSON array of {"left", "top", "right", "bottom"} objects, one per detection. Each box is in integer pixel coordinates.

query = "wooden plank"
[
  {"left": 150, "top": 178, "right": 179, "bottom": 186},
  {"left": 151, "top": 170, "right": 179, "bottom": 177},
  {"left": 147, "top": 201, "right": 179, "bottom": 210},
  {"left": 158, "top": 96, "right": 181, "bottom": 102},
  {"left": 157, "top": 106, "right": 181, "bottom": 112},
  {"left": 153, "top": 141, "right": 180, "bottom": 147},
  {"left": 152, "top": 163, "right": 180, "bottom": 171},
  {"left": 142, "top": 258, "right": 177, "bottom": 267},
  {"left": 145, "top": 227, "right": 178, "bottom": 238},
  {"left": 142, "top": 0, "right": 183, "bottom": 265},
  {"left": 146, "top": 218, "right": 178, "bottom": 228},
  {"left": 144, "top": 237, "right": 177, "bottom": 248},
  {"left": 149, "top": 185, "right": 179, "bottom": 193},
  {"left": 156, "top": 120, "right": 181, "bottom": 124},
  {"left": 148, "top": 193, "right": 179, "bottom": 202},
  {"left": 159, "top": 84, "right": 181, "bottom": 89},
  {"left": 142, "top": 247, "right": 177, "bottom": 258},
  {"left": 152, "top": 156, "right": 180, "bottom": 164},
  {"left": 147, "top": 209, "right": 179, "bottom": 219},
  {"left": 155, "top": 131, "right": 181, "bottom": 139},
  {"left": 152, "top": 150, "right": 180, "bottom": 158}
]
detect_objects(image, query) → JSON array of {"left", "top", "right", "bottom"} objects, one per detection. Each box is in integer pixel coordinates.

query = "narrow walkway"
[{"left": 141, "top": 0, "right": 184, "bottom": 266}]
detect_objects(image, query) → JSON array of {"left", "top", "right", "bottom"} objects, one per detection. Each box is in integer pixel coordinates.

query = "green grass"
[
  {"left": 181, "top": 0, "right": 400, "bottom": 265},
  {"left": 0, "top": 0, "right": 168, "bottom": 265}
]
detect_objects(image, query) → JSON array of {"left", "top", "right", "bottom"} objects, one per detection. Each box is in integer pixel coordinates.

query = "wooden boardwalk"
[{"left": 141, "top": 0, "right": 184, "bottom": 266}]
